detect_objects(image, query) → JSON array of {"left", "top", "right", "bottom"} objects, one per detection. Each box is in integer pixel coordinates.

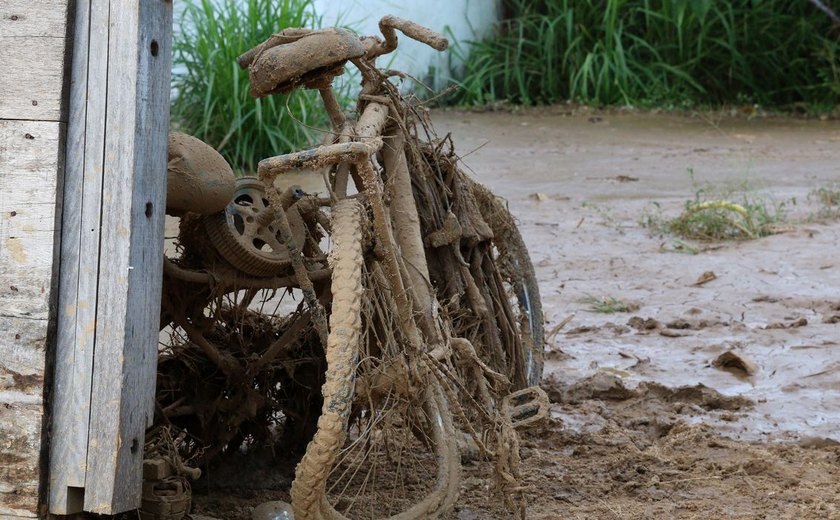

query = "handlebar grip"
[{"left": 379, "top": 15, "right": 448, "bottom": 51}]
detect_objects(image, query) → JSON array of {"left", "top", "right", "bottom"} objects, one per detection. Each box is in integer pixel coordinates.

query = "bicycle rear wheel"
[
  {"left": 407, "top": 141, "right": 545, "bottom": 390},
  {"left": 468, "top": 178, "right": 545, "bottom": 388}
]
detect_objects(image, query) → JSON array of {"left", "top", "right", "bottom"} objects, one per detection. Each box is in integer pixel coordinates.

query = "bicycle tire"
[
  {"left": 295, "top": 376, "right": 460, "bottom": 520},
  {"left": 291, "top": 199, "right": 366, "bottom": 517},
  {"left": 468, "top": 178, "right": 545, "bottom": 389},
  {"left": 292, "top": 198, "right": 460, "bottom": 520}
]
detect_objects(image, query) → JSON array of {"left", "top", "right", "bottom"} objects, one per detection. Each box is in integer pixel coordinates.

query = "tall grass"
[
  {"left": 172, "top": 0, "right": 327, "bottom": 173},
  {"left": 452, "top": 0, "right": 840, "bottom": 109}
]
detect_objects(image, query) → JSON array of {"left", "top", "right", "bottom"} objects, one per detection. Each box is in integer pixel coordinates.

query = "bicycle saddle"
[{"left": 247, "top": 28, "right": 365, "bottom": 97}]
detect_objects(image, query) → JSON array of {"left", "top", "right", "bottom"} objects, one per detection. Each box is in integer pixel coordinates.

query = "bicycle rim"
[{"left": 471, "top": 179, "right": 545, "bottom": 388}]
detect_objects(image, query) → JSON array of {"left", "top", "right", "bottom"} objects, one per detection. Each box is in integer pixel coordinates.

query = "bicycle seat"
[{"left": 248, "top": 28, "right": 365, "bottom": 97}]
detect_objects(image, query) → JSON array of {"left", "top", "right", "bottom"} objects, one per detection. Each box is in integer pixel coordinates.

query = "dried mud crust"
[{"left": 524, "top": 379, "right": 840, "bottom": 519}]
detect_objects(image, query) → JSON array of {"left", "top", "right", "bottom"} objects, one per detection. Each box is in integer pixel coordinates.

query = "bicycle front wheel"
[{"left": 291, "top": 199, "right": 460, "bottom": 520}]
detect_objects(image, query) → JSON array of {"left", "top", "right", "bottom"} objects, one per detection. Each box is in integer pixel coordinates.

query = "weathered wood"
[
  {"left": 83, "top": 0, "right": 172, "bottom": 513},
  {"left": 0, "top": 118, "right": 64, "bottom": 518},
  {"left": 49, "top": 0, "right": 109, "bottom": 513},
  {"left": 0, "top": 1, "right": 70, "bottom": 121},
  {"left": 3, "top": 1, "right": 172, "bottom": 515}
]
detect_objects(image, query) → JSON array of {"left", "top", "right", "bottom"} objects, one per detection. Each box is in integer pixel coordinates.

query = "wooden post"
[
  {"left": 48, "top": 0, "right": 173, "bottom": 515},
  {"left": 84, "top": 0, "right": 172, "bottom": 512},
  {"left": 49, "top": 0, "right": 110, "bottom": 512}
]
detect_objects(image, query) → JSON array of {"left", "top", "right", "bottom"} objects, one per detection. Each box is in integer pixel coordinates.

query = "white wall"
[
  {"left": 314, "top": 0, "right": 499, "bottom": 88},
  {"left": 173, "top": 0, "right": 499, "bottom": 90}
]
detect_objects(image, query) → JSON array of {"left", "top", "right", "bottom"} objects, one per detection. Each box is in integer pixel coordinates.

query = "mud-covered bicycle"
[{"left": 155, "top": 15, "right": 547, "bottom": 520}]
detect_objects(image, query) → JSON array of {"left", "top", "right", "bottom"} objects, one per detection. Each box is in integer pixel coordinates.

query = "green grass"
[
  {"left": 667, "top": 198, "right": 784, "bottom": 240},
  {"left": 449, "top": 0, "right": 840, "bottom": 110},
  {"left": 581, "top": 294, "right": 634, "bottom": 313},
  {"left": 812, "top": 185, "right": 840, "bottom": 206},
  {"left": 172, "top": 0, "right": 329, "bottom": 173},
  {"left": 642, "top": 174, "right": 792, "bottom": 241},
  {"left": 807, "top": 183, "right": 840, "bottom": 220}
]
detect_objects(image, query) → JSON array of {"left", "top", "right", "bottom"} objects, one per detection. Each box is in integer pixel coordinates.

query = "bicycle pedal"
[{"left": 502, "top": 386, "right": 550, "bottom": 430}]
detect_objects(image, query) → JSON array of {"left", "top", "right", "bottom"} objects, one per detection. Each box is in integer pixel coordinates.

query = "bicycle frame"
[
  {"left": 153, "top": 16, "right": 546, "bottom": 520},
  {"left": 254, "top": 38, "right": 447, "bottom": 359}
]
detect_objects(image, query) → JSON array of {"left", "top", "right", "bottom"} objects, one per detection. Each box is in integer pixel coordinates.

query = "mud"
[
  {"left": 247, "top": 28, "right": 365, "bottom": 97},
  {"left": 433, "top": 109, "right": 840, "bottom": 518},
  {"left": 183, "top": 110, "right": 840, "bottom": 519},
  {"left": 167, "top": 132, "right": 236, "bottom": 216}
]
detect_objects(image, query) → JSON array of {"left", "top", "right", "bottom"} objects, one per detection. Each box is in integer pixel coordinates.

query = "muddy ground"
[
  {"left": 191, "top": 110, "right": 840, "bottom": 519},
  {"left": 435, "top": 108, "right": 840, "bottom": 519}
]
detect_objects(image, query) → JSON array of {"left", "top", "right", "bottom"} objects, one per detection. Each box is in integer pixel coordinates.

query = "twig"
[
  {"left": 807, "top": 0, "right": 840, "bottom": 27},
  {"left": 459, "top": 139, "right": 491, "bottom": 159},
  {"left": 546, "top": 314, "right": 575, "bottom": 342},
  {"left": 659, "top": 475, "right": 723, "bottom": 485}
]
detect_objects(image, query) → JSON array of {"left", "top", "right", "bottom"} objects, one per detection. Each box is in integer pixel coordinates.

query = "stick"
[{"left": 807, "top": 0, "right": 840, "bottom": 27}]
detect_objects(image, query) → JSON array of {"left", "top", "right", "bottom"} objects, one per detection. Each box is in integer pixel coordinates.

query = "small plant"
[
  {"left": 172, "top": 0, "right": 330, "bottom": 173},
  {"left": 581, "top": 200, "right": 624, "bottom": 231},
  {"left": 643, "top": 173, "right": 791, "bottom": 242},
  {"left": 581, "top": 294, "right": 634, "bottom": 314},
  {"left": 658, "top": 238, "right": 700, "bottom": 255},
  {"left": 808, "top": 184, "right": 840, "bottom": 220},
  {"left": 667, "top": 199, "right": 779, "bottom": 241},
  {"left": 639, "top": 200, "right": 664, "bottom": 230}
]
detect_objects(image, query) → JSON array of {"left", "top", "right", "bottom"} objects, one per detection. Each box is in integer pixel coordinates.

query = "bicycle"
[{"left": 156, "top": 15, "right": 548, "bottom": 520}]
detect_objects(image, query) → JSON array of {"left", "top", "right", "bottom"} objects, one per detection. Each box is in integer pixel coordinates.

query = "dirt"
[
  {"left": 431, "top": 109, "right": 840, "bottom": 519},
  {"left": 184, "top": 109, "right": 840, "bottom": 519},
  {"left": 247, "top": 28, "right": 365, "bottom": 97},
  {"left": 167, "top": 132, "right": 236, "bottom": 216}
]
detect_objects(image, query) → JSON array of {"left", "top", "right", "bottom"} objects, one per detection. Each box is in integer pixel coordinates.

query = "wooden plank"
[
  {"left": 0, "top": 118, "right": 64, "bottom": 518},
  {"left": 1, "top": 2, "right": 71, "bottom": 517},
  {"left": 48, "top": 0, "right": 109, "bottom": 513},
  {"left": 83, "top": 0, "right": 172, "bottom": 513},
  {"left": 0, "top": 1, "right": 70, "bottom": 121},
  {"left": 0, "top": 121, "right": 62, "bottom": 274},
  {"left": 0, "top": 0, "right": 69, "bottom": 37},
  {"left": 0, "top": 394, "right": 44, "bottom": 519}
]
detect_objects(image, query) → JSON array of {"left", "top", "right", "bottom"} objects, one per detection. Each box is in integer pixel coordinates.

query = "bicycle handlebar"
[
  {"left": 377, "top": 15, "right": 448, "bottom": 53},
  {"left": 237, "top": 15, "right": 448, "bottom": 71},
  {"left": 257, "top": 141, "right": 382, "bottom": 178}
]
